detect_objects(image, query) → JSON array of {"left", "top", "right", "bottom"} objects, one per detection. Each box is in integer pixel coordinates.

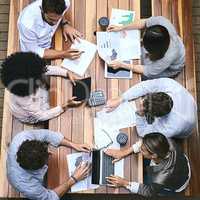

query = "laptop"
[{"left": 91, "top": 149, "right": 114, "bottom": 185}]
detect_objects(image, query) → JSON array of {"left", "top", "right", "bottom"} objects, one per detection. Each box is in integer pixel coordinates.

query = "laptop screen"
[{"left": 91, "top": 150, "right": 100, "bottom": 184}]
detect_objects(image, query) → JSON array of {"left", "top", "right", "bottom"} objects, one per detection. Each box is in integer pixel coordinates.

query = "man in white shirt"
[
  {"left": 106, "top": 78, "right": 197, "bottom": 138},
  {"left": 18, "top": 0, "right": 83, "bottom": 60}
]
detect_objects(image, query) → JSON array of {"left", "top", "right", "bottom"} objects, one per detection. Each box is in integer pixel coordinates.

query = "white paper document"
[
  {"left": 61, "top": 39, "right": 97, "bottom": 76},
  {"left": 66, "top": 152, "right": 99, "bottom": 192},
  {"left": 97, "top": 8, "right": 141, "bottom": 63},
  {"left": 110, "top": 8, "right": 135, "bottom": 26},
  {"left": 97, "top": 30, "right": 140, "bottom": 63},
  {"left": 97, "top": 101, "right": 136, "bottom": 132}
]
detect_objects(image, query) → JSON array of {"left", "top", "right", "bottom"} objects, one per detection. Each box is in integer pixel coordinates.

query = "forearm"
[
  {"left": 122, "top": 146, "right": 135, "bottom": 157},
  {"left": 120, "top": 63, "right": 144, "bottom": 75},
  {"left": 60, "top": 138, "right": 75, "bottom": 148},
  {"left": 130, "top": 64, "right": 144, "bottom": 74},
  {"left": 53, "top": 177, "right": 75, "bottom": 198},
  {"left": 45, "top": 65, "right": 68, "bottom": 77},
  {"left": 122, "top": 19, "right": 146, "bottom": 30},
  {"left": 43, "top": 49, "right": 66, "bottom": 60}
]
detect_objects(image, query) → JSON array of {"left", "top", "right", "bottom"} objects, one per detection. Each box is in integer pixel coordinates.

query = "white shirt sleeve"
[
  {"left": 35, "top": 106, "right": 64, "bottom": 123},
  {"left": 45, "top": 65, "right": 68, "bottom": 77},
  {"left": 132, "top": 140, "right": 142, "bottom": 153},
  {"left": 121, "top": 78, "right": 164, "bottom": 101},
  {"left": 31, "top": 129, "right": 64, "bottom": 147},
  {"left": 18, "top": 22, "right": 45, "bottom": 57},
  {"left": 126, "top": 182, "right": 140, "bottom": 193}
]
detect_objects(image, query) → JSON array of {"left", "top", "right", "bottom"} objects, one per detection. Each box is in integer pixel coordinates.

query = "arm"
[
  {"left": 121, "top": 79, "right": 164, "bottom": 101},
  {"left": 107, "top": 19, "right": 146, "bottom": 32},
  {"left": 45, "top": 65, "right": 68, "bottom": 77},
  {"left": 109, "top": 61, "right": 144, "bottom": 74},
  {"left": 106, "top": 79, "right": 164, "bottom": 111},
  {"left": 54, "top": 161, "right": 91, "bottom": 197},
  {"left": 18, "top": 21, "right": 82, "bottom": 60},
  {"left": 121, "top": 19, "right": 146, "bottom": 30},
  {"left": 31, "top": 106, "right": 64, "bottom": 123},
  {"left": 127, "top": 182, "right": 163, "bottom": 197},
  {"left": 104, "top": 140, "right": 142, "bottom": 162}
]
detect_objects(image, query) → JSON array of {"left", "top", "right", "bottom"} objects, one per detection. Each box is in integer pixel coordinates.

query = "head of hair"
[
  {"left": 42, "top": 0, "right": 66, "bottom": 15},
  {"left": 143, "top": 25, "right": 170, "bottom": 61},
  {"left": 0, "top": 52, "right": 47, "bottom": 97},
  {"left": 143, "top": 132, "right": 170, "bottom": 159},
  {"left": 143, "top": 92, "right": 173, "bottom": 124},
  {"left": 17, "top": 140, "right": 49, "bottom": 170}
]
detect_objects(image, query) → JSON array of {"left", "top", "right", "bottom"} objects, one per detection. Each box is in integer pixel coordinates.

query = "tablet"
[
  {"left": 72, "top": 77, "right": 91, "bottom": 101},
  {"left": 105, "top": 60, "right": 132, "bottom": 79}
]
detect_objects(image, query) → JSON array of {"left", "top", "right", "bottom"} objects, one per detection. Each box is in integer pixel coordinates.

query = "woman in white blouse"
[{"left": 1, "top": 52, "right": 81, "bottom": 124}]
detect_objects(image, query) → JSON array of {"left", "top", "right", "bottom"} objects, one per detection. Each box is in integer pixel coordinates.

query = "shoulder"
[{"left": 18, "top": 0, "right": 42, "bottom": 30}]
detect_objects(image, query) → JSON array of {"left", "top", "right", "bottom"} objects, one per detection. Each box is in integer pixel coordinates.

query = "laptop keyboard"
[{"left": 102, "top": 152, "right": 114, "bottom": 184}]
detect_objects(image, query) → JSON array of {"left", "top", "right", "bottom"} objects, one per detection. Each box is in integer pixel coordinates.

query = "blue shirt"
[{"left": 7, "top": 129, "right": 64, "bottom": 200}]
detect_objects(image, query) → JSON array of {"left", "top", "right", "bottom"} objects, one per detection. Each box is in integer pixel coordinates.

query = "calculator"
[{"left": 88, "top": 90, "right": 106, "bottom": 107}]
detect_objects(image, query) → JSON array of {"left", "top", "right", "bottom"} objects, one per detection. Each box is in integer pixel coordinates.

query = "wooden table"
[{"left": 48, "top": 0, "right": 143, "bottom": 193}]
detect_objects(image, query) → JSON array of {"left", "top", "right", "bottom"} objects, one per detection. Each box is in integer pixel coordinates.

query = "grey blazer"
[{"left": 138, "top": 140, "right": 190, "bottom": 197}]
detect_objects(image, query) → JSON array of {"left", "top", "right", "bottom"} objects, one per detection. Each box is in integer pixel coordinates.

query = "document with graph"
[{"left": 97, "top": 9, "right": 141, "bottom": 63}]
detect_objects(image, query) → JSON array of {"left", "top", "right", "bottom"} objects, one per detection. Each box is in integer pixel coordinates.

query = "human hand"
[
  {"left": 71, "top": 143, "right": 93, "bottom": 153},
  {"left": 104, "top": 148, "right": 132, "bottom": 163},
  {"left": 108, "top": 60, "right": 128, "bottom": 70},
  {"left": 63, "top": 25, "right": 83, "bottom": 43},
  {"left": 105, "top": 97, "right": 123, "bottom": 112},
  {"left": 66, "top": 71, "right": 81, "bottom": 86},
  {"left": 62, "top": 97, "right": 83, "bottom": 110},
  {"left": 107, "top": 25, "right": 123, "bottom": 32},
  {"left": 106, "top": 175, "right": 129, "bottom": 188},
  {"left": 63, "top": 49, "right": 84, "bottom": 60},
  {"left": 72, "top": 161, "right": 91, "bottom": 181}
]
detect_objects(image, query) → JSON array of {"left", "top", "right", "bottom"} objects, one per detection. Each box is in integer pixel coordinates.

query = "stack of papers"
[
  {"left": 97, "top": 8, "right": 141, "bottom": 63},
  {"left": 61, "top": 39, "right": 97, "bottom": 76}
]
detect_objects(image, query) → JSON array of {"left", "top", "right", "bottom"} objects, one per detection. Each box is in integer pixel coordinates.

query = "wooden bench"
[{"left": 0, "top": 0, "right": 199, "bottom": 198}]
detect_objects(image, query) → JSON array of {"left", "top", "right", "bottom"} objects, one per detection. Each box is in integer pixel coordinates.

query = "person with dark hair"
[
  {"left": 105, "top": 133, "right": 191, "bottom": 197},
  {"left": 7, "top": 129, "right": 92, "bottom": 200},
  {"left": 0, "top": 52, "right": 81, "bottom": 124},
  {"left": 106, "top": 78, "right": 197, "bottom": 138},
  {"left": 18, "top": 0, "right": 83, "bottom": 60},
  {"left": 107, "top": 16, "right": 185, "bottom": 79}
]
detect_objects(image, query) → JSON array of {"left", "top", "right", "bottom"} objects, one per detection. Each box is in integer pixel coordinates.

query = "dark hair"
[
  {"left": 143, "top": 25, "right": 170, "bottom": 61},
  {"left": 42, "top": 0, "right": 66, "bottom": 15},
  {"left": 143, "top": 133, "right": 169, "bottom": 159},
  {"left": 17, "top": 140, "right": 49, "bottom": 170},
  {"left": 0, "top": 52, "right": 47, "bottom": 97},
  {"left": 143, "top": 92, "right": 173, "bottom": 124}
]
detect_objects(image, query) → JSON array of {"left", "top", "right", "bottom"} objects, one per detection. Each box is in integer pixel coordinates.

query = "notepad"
[{"left": 61, "top": 39, "right": 97, "bottom": 76}]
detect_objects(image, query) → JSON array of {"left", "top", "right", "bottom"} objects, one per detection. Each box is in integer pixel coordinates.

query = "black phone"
[{"left": 72, "top": 77, "right": 91, "bottom": 101}]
